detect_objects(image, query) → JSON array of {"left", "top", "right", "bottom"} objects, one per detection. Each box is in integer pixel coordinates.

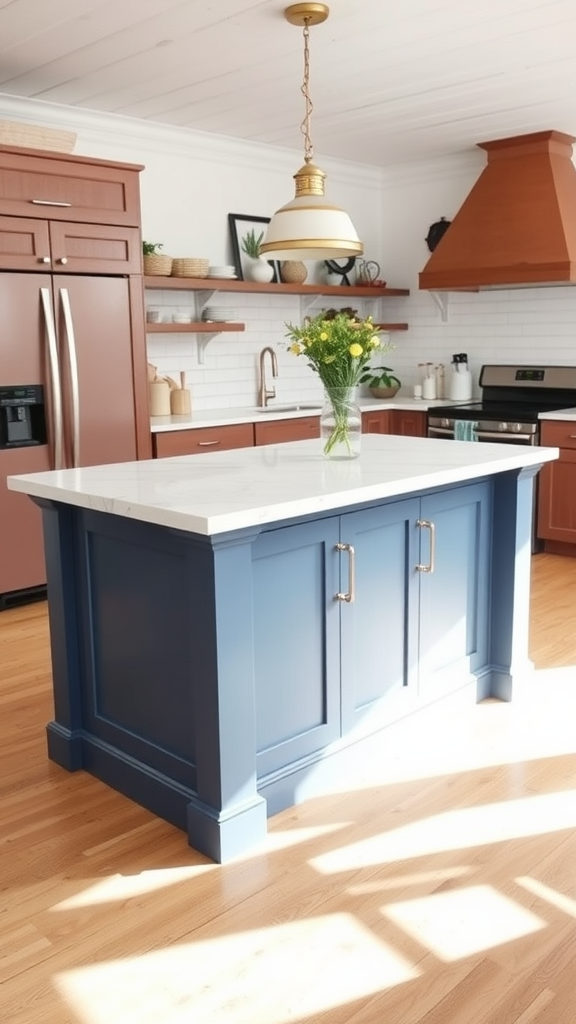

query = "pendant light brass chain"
[{"left": 300, "top": 19, "right": 314, "bottom": 162}]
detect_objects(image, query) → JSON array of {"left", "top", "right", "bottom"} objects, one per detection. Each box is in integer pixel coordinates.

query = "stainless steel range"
[{"left": 428, "top": 364, "right": 576, "bottom": 445}]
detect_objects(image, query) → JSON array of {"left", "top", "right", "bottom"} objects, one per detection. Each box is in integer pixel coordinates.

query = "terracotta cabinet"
[
  {"left": 0, "top": 145, "right": 142, "bottom": 225},
  {"left": 254, "top": 416, "right": 320, "bottom": 446},
  {"left": 0, "top": 215, "right": 140, "bottom": 273},
  {"left": 362, "top": 409, "right": 392, "bottom": 434},
  {"left": 154, "top": 423, "right": 254, "bottom": 457},
  {"left": 537, "top": 421, "right": 576, "bottom": 551},
  {"left": 390, "top": 410, "right": 427, "bottom": 437}
]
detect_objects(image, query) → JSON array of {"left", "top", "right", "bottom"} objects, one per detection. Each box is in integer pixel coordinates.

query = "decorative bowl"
[{"left": 369, "top": 385, "right": 400, "bottom": 399}]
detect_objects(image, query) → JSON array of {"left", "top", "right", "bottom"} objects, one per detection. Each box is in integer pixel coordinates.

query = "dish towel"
[{"left": 454, "top": 420, "right": 478, "bottom": 441}]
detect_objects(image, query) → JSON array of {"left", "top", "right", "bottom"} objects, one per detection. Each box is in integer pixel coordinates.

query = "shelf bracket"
[
  {"left": 196, "top": 332, "right": 221, "bottom": 363},
  {"left": 194, "top": 289, "right": 219, "bottom": 315},
  {"left": 430, "top": 291, "right": 449, "bottom": 322}
]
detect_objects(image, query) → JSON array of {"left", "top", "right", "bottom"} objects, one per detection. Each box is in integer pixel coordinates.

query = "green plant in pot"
[
  {"left": 142, "top": 241, "right": 172, "bottom": 276},
  {"left": 241, "top": 229, "right": 274, "bottom": 282},
  {"left": 241, "top": 229, "right": 264, "bottom": 258},
  {"left": 359, "top": 365, "right": 402, "bottom": 398}
]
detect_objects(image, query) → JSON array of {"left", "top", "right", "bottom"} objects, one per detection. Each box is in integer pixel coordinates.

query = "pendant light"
[{"left": 260, "top": 3, "right": 363, "bottom": 261}]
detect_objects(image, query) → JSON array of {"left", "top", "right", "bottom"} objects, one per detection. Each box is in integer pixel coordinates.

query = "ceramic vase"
[
  {"left": 245, "top": 257, "right": 275, "bottom": 283},
  {"left": 320, "top": 386, "right": 361, "bottom": 460},
  {"left": 280, "top": 260, "right": 308, "bottom": 284}
]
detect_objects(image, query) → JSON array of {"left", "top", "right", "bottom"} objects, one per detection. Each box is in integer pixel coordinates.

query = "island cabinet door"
[
  {"left": 251, "top": 516, "right": 341, "bottom": 778},
  {"left": 417, "top": 480, "right": 492, "bottom": 697},
  {"left": 339, "top": 497, "right": 421, "bottom": 735}
]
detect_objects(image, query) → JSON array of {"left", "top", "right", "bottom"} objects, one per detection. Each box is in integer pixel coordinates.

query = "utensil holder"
[
  {"left": 170, "top": 388, "right": 191, "bottom": 416},
  {"left": 149, "top": 380, "right": 171, "bottom": 416}
]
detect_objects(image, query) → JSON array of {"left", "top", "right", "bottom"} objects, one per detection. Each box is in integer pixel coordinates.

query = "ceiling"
[{"left": 2, "top": 0, "right": 576, "bottom": 168}]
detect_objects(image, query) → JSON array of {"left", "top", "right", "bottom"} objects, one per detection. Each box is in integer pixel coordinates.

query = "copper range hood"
[{"left": 419, "top": 130, "right": 576, "bottom": 291}]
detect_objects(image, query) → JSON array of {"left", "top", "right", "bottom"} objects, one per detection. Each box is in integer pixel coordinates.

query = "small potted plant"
[
  {"left": 241, "top": 229, "right": 274, "bottom": 283},
  {"left": 359, "top": 365, "right": 402, "bottom": 399},
  {"left": 142, "top": 241, "right": 172, "bottom": 276}
]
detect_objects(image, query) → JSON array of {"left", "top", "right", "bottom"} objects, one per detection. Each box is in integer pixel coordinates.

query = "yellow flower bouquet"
[{"left": 285, "top": 310, "right": 394, "bottom": 457}]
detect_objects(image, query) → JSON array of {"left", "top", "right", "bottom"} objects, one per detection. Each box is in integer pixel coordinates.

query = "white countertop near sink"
[
  {"left": 539, "top": 407, "right": 576, "bottom": 421},
  {"left": 150, "top": 395, "right": 463, "bottom": 433}
]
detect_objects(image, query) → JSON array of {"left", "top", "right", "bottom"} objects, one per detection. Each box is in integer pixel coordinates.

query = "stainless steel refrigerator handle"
[
  {"left": 59, "top": 288, "right": 81, "bottom": 468},
  {"left": 335, "top": 542, "right": 356, "bottom": 602},
  {"left": 40, "top": 287, "right": 64, "bottom": 471},
  {"left": 416, "top": 519, "right": 436, "bottom": 573}
]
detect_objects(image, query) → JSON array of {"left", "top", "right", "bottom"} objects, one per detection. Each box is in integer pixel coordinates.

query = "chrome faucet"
[{"left": 258, "top": 346, "right": 278, "bottom": 407}]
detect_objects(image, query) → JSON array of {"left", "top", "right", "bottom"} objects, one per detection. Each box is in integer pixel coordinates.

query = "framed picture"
[{"left": 228, "top": 213, "right": 281, "bottom": 282}]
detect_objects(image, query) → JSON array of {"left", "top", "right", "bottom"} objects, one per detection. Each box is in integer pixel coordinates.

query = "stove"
[{"left": 428, "top": 364, "right": 576, "bottom": 444}]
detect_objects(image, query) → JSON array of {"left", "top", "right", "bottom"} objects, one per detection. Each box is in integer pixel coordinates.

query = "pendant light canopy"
[{"left": 260, "top": 3, "right": 364, "bottom": 262}]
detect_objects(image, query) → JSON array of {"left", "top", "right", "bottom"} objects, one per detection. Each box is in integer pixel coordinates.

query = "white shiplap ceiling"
[{"left": 2, "top": 0, "right": 576, "bottom": 167}]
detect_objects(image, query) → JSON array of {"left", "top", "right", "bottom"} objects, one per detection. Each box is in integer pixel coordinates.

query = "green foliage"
[
  {"left": 241, "top": 229, "right": 263, "bottom": 258},
  {"left": 142, "top": 241, "right": 164, "bottom": 255},
  {"left": 285, "top": 311, "right": 395, "bottom": 390},
  {"left": 359, "top": 366, "right": 401, "bottom": 389}
]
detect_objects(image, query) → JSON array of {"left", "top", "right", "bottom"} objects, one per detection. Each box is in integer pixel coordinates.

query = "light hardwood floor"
[{"left": 2, "top": 552, "right": 576, "bottom": 1024}]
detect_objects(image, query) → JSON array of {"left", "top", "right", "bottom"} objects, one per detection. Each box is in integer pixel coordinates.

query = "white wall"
[{"left": 3, "top": 95, "right": 576, "bottom": 409}]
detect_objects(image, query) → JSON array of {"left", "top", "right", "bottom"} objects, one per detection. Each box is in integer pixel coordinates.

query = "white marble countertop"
[
  {"left": 539, "top": 408, "right": 576, "bottom": 421},
  {"left": 8, "top": 434, "right": 558, "bottom": 537},
  {"left": 150, "top": 395, "right": 458, "bottom": 433}
]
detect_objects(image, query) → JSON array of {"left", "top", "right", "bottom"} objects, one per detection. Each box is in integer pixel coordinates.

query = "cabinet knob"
[
  {"left": 57, "top": 257, "right": 68, "bottom": 265},
  {"left": 39, "top": 256, "right": 51, "bottom": 264}
]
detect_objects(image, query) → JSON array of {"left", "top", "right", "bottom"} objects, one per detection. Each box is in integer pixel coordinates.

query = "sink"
[{"left": 257, "top": 403, "right": 322, "bottom": 414}]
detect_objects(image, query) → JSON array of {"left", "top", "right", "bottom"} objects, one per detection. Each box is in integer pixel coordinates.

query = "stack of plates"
[
  {"left": 207, "top": 265, "right": 237, "bottom": 279},
  {"left": 202, "top": 306, "right": 238, "bottom": 322}
]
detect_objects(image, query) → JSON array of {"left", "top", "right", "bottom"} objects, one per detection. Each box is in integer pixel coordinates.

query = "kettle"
[{"left": 448, "top": 353, "right": 473, "bottom": 402}]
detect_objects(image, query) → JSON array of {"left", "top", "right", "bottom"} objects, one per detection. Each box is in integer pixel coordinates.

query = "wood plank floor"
[{"left": 1, "top": 552, "right": 576, "bottom": 1024}]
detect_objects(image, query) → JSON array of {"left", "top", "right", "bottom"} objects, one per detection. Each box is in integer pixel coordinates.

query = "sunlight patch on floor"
[
  {"left": 51, "top": 864, "right": 213, "bottom": 911},
  {"left": 516, "top": 876, "right": 576, "bottom": 918},
  {"left": 383, "top": 884, "right": 544, "bottom": 961},
  {"left": 309, "top": 789, "right": 576, "bottom": 873},
  {"left": 54, "top": 915, "right": 419, "bottom": 1024}
]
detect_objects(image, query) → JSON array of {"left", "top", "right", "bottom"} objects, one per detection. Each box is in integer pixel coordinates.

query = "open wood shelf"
[
  {"left": 144, "top": 322, "right": 245, "bottom": 333},
  {"left": 144, "top": 276, "right": 410, "bottom": 297}
]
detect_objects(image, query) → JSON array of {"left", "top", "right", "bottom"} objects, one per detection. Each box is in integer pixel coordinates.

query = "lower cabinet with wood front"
[
  {"left": 153, "top": 423, "right": 254, "bottom": 457},
  {"left": 537, "top": 420, "right": 576, "bottom": 554}
]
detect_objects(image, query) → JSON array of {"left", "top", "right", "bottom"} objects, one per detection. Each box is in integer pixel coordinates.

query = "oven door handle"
[
  {"left": 428, "top": 425, "right": 535, "bottom": 442},
  {"left": 474, "top": 429, "right": 535, "bottom": 442}
]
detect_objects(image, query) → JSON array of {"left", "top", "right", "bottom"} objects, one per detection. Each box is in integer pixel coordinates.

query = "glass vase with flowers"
[{"left": 285, "top": 310, "right": 394, "bottom": 459}]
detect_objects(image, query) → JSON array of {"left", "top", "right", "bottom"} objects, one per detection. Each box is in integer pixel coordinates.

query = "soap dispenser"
[{"left": 448, "top": 353, "right": 473, "bottom": 402}]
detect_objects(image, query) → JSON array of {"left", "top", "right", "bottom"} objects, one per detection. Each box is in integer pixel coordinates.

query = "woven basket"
[
  {"left": 0, "top": 120, "right": 77, "bottom": 153},
  {"left": 171, "top": 258, "right": 210, "bottom": 278},
  {"left": 143, "top": 253, "right": 173, "bottom": 276}
]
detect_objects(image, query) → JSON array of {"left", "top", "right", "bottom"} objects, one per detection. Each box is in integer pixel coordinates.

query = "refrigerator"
[{"left": 0, "top": 272, "right": 140, "bottom": 605}]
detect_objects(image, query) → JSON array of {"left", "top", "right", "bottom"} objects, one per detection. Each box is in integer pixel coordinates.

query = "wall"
[{"left": 3, "top": 95, "right": 576, "bottom": 409}]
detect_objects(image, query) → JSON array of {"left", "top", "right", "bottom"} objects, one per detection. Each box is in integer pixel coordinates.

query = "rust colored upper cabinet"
[
  {"left": 0, "top": 215, "right": 140, "bottom": 273},
  {"left": 0, "top": 145, "right": 142, "bottom": 225}
]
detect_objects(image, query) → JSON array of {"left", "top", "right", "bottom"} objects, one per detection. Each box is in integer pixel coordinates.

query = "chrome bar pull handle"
[
  {"left": 416, "top": 519, "right": 436, "bottom": 573},
  {"left": 40, "top": 287, "right": 64, "bottom": 471},
  {"left": 31, "top": 199, "right": 72, "bottom": 207},
  {"left": 59, "top": 288, "right": 81, "bottom": 468},
  {"left": 336, "top": 542, "right": 356, "bottom": 603}
]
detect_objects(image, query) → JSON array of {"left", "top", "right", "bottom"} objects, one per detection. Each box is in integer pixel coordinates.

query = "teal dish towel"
[{"left": 454, "top": 420, "right": 478, "bottom": 441}]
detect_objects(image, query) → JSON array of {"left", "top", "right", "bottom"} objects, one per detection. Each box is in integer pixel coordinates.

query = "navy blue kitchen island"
[{"left": 8, "top": 434, "right": 557, "bottom": 862}]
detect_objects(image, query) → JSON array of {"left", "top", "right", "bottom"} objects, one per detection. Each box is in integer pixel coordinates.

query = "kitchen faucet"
[{"left": 258, "top": 346, "right": 278, "bottom": 407}]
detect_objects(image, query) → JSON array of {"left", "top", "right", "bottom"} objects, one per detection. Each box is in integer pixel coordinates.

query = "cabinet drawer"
[
  {"left": 0, "top": 148, "right": 142, "bottom": 225},
  {"left": 540, "top": 420, "right": 576, "bottom": 449},
  {"left": 254, "top": 416, "right": 320, "bottom": 445},
  {"left": 153, "top": 423, "right": 254, "bottom": 457}
]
